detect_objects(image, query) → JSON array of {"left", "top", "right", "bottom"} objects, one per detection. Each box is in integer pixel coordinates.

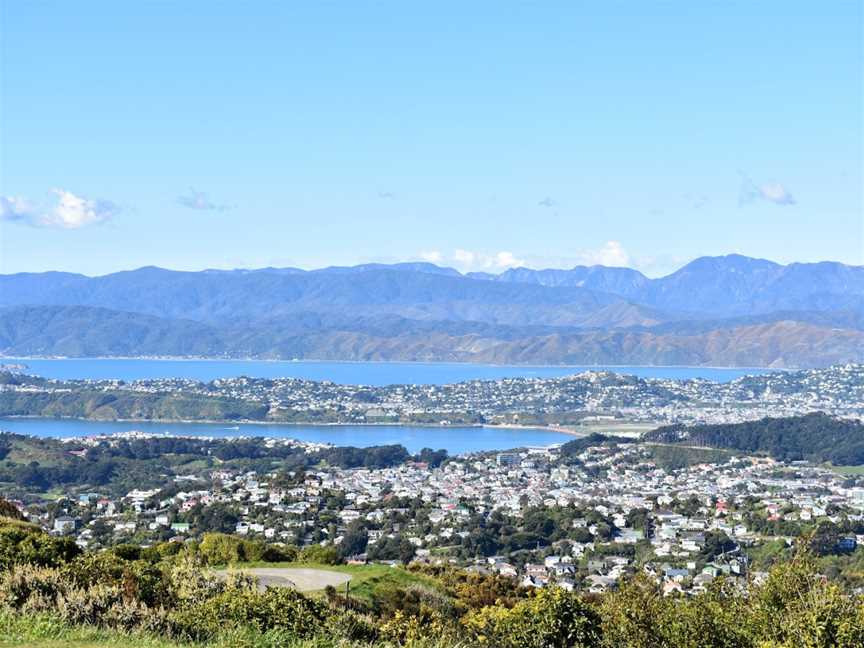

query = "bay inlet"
[{"left": 0, "top": 418, "right": 574, "bottom": 455}]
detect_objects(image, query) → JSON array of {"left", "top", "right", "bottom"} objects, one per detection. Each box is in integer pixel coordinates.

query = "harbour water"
[
  {"left": 0, "top": 358, "right": 765, "bottom": 385},
  {"left": 0, "top": 359, "right": 769, "bottom": 452},
  {"left": 0, "top": 418, "right": 573, "bottom": 455}
]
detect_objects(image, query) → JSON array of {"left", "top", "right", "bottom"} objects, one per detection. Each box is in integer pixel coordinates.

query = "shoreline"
[
  {"left": 0, "top": 414, "right": 581, "bottom": 436},
  {"left": 0, "top": 355, "right": 775, "bottom": 372}
]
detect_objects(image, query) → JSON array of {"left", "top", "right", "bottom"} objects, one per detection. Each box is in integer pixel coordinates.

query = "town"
[
  {"left": 2, "top": 363, "right": 863, "bottom": 428},
  {"left": 7, "top": 425, "right": 864, "bottom": 598}
]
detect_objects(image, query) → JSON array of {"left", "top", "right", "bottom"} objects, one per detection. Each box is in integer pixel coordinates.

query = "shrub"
[
  {"left": 379, "top": 606, "right": 453, "bottom": 646},
  {"left": 197, "top": 533, "right": 291, "bottom": 566},
  {"left": 170, "top": 586, "right": 328, "bottom": 641},
  {"left": 464, "top": 587, "right": 602, "bottom": 648},
  {"left": 56, "top": 584, "right": 122, "bottom": 626},
  {"left": 298, "top": 544, "right": 340, "bottom": 565},
  {"left": 261, "top": 543, "right": 297, "bottom": 563},
  {"left": 166, "top": 553, "right": 227, "bottom": 606},
  {"left": 0, "top": 521, "right": 81, "bottom": 569},
  {"left": 102, "top": 598, "right": 171, "bottom": 635},
  {"left": 0, "top": 564, "right": 67, "bottom": 609},
  {"left": 60, "top": 552, "right": 127, "bottom": 588},
  {"left": 326, "top": 609, "right": 381, "bottom": 643},
  {"left": 748, "top": 552, "right": 864, "bottom": 647}
]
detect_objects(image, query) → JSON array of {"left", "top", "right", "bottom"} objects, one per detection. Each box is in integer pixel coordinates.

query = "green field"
[
  {"left": 832, "top": 465, "right": 864, "bottom": 476},
  {"left": 572, "top": 421, "right": 659, "bottom": 438}
]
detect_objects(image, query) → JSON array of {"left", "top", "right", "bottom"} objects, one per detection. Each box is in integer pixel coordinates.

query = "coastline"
[
  {"left": 0, "top": 355, "right": 775, "bottom": 372},
  {"left": 0, "top": 414, "right": 579, "bottom": 436}
]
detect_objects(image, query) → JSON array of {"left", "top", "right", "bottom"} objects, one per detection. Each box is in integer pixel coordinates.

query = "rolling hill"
[{"left": 1, "top": 255, "right": 862, "bottom": 367}]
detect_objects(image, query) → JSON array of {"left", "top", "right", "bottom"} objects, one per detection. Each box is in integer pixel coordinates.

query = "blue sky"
[{"left": 1, "top": 2, "right": 861, "bottom": 276}]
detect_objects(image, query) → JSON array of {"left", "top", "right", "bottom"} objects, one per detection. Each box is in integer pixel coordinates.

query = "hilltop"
[{"left": 2, "top": 255, "right": 863, "bottom": 367}]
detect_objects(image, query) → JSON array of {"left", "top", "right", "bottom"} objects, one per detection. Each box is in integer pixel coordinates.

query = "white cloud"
[
  {"left": 1, "top": 189, "right": 118, "bottom": 228},
  {"left": 572, "top": 240, "right": 631, "bottom": 267},
  {"left": 758, "top": 182, "right": 795, "bottom": 205},
  {"left": 739, "top": 174, "right": 796, "bottom": 206},
  {"left": 44, "top": 189, "right": 118, "bottom": 228},
  {"left": 0, "top": 196, "right": 36, "bottom": 223},
  {"left": 492, "top": 251, "right": 524, "bottom": 268},
  {"left": 177, "top": 188, "right": 232, "bottom": 212},
  {"left": 452, "top": 249, "right": 476, "bottom": 266},
  {"left": 419, "top": 250, "right": 443, "bottom": 263},
  {"left": 413, "top": 243, "right": 669, "bottom": 274},
  {"left": 419, "top": 249, "right": 525, "bottom": 272}
]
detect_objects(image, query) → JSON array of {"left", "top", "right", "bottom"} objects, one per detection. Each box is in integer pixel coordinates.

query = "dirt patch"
[{"left": 216, "top": 567, "right": 352, "bottom": 592}]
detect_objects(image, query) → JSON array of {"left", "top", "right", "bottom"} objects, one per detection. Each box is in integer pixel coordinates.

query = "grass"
[
  {"left": 0, "top": 610, "right": 367, "bottom": 648},
  {"left": 574, "top": 421, "right": 659, "bottom": 438},
  {"left": 0, "top": 610, "right": 465, "bottom": 648},
  {"left": 831, "top": 465, "right": 864, "bottom": 476},
  {"left": 0, "top": 611, "right": 184, "bottom": 648},
  {"left": 643, "top": 443, "right": 736, "bottom": 470},
  {"left": 225, "top": 561, "right": 443, "bottom": 601},
  {"left": 6, "top": 438, "right": 64, "bottom": 467}
]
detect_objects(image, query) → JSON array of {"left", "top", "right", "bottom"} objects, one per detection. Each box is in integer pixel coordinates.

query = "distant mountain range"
[{"left": 2, "top": 255, "right": 862, "bottom": 367}]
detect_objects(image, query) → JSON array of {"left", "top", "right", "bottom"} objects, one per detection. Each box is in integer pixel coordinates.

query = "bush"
[
  {"left": 0, "top": 564, "right": 67, "bottom": 610},
  {"left": 326, "top": 609, "right": 381, "bottom": 643},
  {"left": 170, "top": 586, "right": 328, "bottom": 641},
  {"left": 0, "top": 520, "right": 81, "bottom": 569},
  {"left": 749, "top": 552, "right": 864, "bottom": 647},
  {"left": 380, "top": 607, "right": 452, "bottom": 646},
  {"left": 55, "top": 584, "right": 123, "bottom": 626},
  {"left": 196, "top": 533, "right": 295, "bottom": 566},
  {"left": 102, "top": 598, "right": 170, "bottom": 635},
  {"left": 298, "top": 544, "right": 340, "bottom": 565},
  {"left": 166, "top": 553, "right": 227, "bottom": 606},
  {"left": 464, "top": 587, "right": 602, "bottom": 648}
]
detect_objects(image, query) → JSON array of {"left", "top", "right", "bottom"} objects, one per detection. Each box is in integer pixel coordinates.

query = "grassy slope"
[{"left": 833, "top": 465, "right": 864, "bottom": 476}]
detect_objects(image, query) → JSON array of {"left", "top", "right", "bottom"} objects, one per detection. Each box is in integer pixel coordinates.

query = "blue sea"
[
  {"left": 0, "top": 358, "right": 763, "bottom": 385},
  {"left": 0, "top": 359, "right": 767, "bottom": 453},
  {"left": 0, "top": 418, "right": 573, "bottom": 455}
]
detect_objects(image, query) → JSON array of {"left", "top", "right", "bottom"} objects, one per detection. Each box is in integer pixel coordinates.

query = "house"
[
  {"left": 53, "top": 516, "right": 76, "bottom": 534},
  {"left": 525, "top": 564, "right": 548, "bottom": 579},
  {"left": 494, "top": 562, "right": 518, "bottom": 577},
  {"left": 664, "top": 567, "right": 690, "bottom": 582}
]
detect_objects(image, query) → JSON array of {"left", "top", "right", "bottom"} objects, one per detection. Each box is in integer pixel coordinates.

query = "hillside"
[
  {"left": 1, "top": 305, "right": 862, "bottom": 367},
  {"left": 2, "top": 255, "right": 863, "bottom": 367},
  {"left": 643, "top": 413, "right": 864, "bottom": 465}
]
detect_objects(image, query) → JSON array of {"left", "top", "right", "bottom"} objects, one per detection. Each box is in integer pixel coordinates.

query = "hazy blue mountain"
[
  {"left": 472, "top": 255, "right": 864, "bottom": 316},
  {"left": 0, "top": 266, "right": 649, "bottom": 327},
  {"left": 637, "top": 254, "right": 784, "bottom": 313},
  {"left": 483, "top": 265, "right": 649, "bottom": 299},
  {"left": 0, "top": 305, "right": 222, "bottom": 357},
  {"left": 635, "top": 255, "right": 864, "bottom": 315},
  {"left": 2, "top": 255, "right": 863, "bottom": 367},
  {"left": 311, "top": 262, "right": 462, "bottom": 277},
  {"left": 2, "top": 304, "right": 861, "bottom": 368}
]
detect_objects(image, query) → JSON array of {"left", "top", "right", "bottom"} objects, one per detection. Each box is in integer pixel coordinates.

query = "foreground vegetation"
[{"left": 0, "top": 513, "right": 862, "bottom": 647}]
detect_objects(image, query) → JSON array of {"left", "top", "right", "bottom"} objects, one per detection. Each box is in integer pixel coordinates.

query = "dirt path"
[{"left": 216, "top": 567, "right": 351, "bottom": 592}]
